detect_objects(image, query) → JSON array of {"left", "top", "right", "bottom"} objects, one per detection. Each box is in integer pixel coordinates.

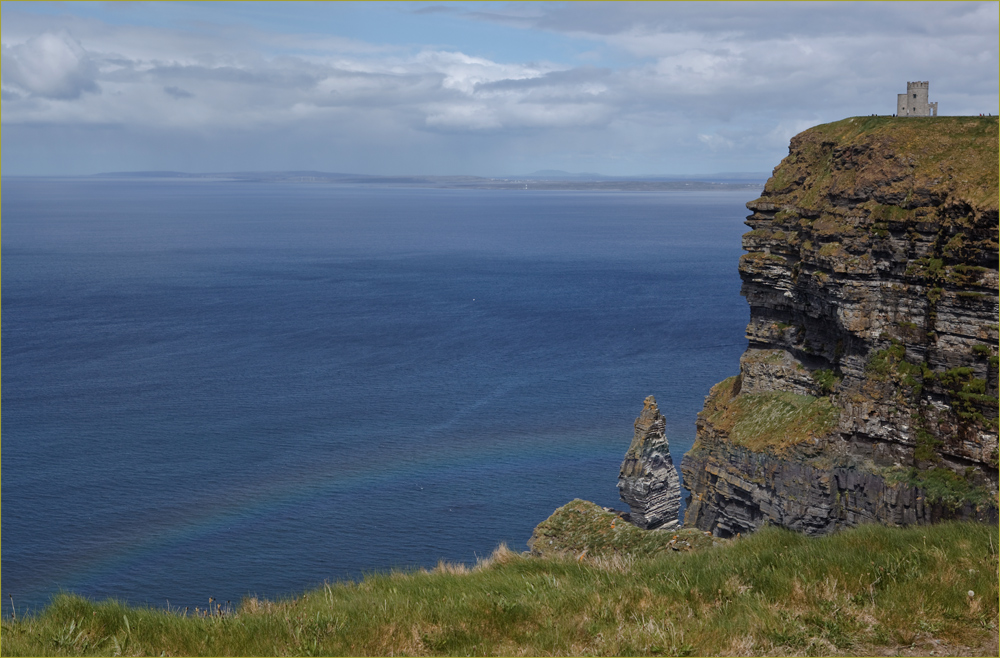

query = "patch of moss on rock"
[
  {"left": 939, "top": 367, "right": 997, "bottom": 427},
  {"left": 811, "top": 368, "right": 841, "bottom": 395},
  {"left": 865, "top": 339, "right": 927, "bottom": 394},
  {"left": 888, "top": 467, "right": 994, "bottom": 511}
]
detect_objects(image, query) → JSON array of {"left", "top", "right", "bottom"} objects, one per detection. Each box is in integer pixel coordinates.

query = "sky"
[{"left": 2, "top": 1, "right": 998, "bottom": 177}]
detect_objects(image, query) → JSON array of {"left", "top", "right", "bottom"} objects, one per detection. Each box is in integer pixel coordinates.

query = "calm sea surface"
[{"left": 2, "top": 179, "right": 753, "bottom": 614}]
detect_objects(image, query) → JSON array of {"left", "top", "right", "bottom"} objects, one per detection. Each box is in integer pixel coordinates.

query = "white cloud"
[
  {"left": 411, "top": 49, "right": 552, "bottom": 94},
  {"left": 698, "top": 132, "right": 734, "bottom": 151},
  {"left": 424, "top": 103, "right": 503, "bottom": 130},
  {"left": 2, "top": 31, "right": 100, "bottom": 99},
  {"left": 0, "top": 22, "right": 585, "bottom": 136}
]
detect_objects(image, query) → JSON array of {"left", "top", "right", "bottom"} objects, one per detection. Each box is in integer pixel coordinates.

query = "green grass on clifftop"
[
  {"left": 699, "top": 376, "right": 841, "bottom": 453},
  {"left": 2, "top": 521, "right": 996, "bottom": 657},
  {"left": 528, "top": 499, "right": 721, "bottom": 558},
  {"left": 765, "top": 115, "right": 999, "bottom": 212}
]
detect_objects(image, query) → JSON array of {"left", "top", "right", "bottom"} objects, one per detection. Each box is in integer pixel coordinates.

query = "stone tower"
[{"left": 897, "top": 81, "right": 938, "bottom": 117}]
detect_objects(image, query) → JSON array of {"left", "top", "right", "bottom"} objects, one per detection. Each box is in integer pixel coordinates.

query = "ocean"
[{"left": 2, "top": 178, "right": 753, "bottom": 614}]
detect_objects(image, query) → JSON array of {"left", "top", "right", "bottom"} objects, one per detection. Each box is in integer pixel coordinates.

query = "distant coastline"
[{"left": 60, "top": 170, "right": 768, "bottom": 191}]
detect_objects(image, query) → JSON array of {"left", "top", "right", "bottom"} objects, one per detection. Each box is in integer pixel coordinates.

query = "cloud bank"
[{"left": 2, "top": 2, "right": 997, "bottom": 175}]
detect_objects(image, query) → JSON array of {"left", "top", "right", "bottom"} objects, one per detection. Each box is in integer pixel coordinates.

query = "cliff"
[{"left": 682, "top": 116, "right": 999, "bottom": 537}]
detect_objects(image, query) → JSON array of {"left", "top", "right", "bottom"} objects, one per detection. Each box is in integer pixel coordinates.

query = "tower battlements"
[{"left": 897, "top": 81, "right": 938, "bottom": 116}]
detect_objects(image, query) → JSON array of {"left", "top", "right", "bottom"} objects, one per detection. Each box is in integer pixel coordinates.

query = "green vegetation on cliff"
[
  {"left": 891, "top": 467, "right": 994, "bottom": 510},
  {"left": 863, "top": 340, "right": 998, "bottom": 431},
  {"left": 3, "top": 519, "right": 996, "bottom": 657},
  {"left": 767, "top": 116, "right": 999, "bottom": 211},
  {"left": 528, "top": 499, "right": 720, "bottom": 558},
  {"left": 698, "top": 376, "right": 840, "bottom": 453}
]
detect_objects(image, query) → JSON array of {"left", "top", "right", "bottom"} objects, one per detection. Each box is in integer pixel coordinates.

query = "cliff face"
[{"left": 682, "top": 116, "right": 999, "bottom": 537}]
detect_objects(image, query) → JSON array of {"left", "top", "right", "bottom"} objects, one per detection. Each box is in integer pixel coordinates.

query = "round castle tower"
[{"left": 896, "top": 81, "right": 938, "bottom": 116}]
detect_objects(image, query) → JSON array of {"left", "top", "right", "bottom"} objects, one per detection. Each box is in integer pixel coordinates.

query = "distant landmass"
[
  {"left": 521, "top": 169, "right": 770, "bottom": 184},
  {"left": 87, "top": 169, "right": 768, "bottom": 190}
]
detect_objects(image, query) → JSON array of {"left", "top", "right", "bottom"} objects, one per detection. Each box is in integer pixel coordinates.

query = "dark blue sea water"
[{"left": 2, "top": 179, "right": 753, "bottom": 614}]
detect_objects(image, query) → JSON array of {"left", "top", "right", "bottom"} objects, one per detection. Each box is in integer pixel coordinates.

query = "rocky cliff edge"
[{"left": 681, "top": 116, "right": 999, "bottom": 537}]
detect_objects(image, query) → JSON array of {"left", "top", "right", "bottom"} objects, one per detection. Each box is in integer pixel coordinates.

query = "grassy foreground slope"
[{"left": 2, "top": 514, "right": 997, "bottom": 656}]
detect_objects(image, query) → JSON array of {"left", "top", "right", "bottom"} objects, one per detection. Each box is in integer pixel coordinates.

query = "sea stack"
[{"left": 618, "top": 396, "right": 682, "bottom": 530}]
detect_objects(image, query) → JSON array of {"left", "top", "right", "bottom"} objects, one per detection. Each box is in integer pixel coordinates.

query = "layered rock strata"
[
  {"left": 681, "top": 116, "right": 999, "bottom": 537},
  {"left": 618, "top": 396, "right": 682, "bottom": 529}
]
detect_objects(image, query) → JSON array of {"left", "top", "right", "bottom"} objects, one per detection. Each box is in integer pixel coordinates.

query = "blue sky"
[{"left": 2, "top": 1, "right": 998, "bottom": 176}]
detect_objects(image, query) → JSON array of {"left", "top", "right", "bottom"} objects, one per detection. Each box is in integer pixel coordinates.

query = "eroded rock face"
[
  {"left": 618, "top": 396, "right": 681, "bottom": 529},
  {"left": 681, "top": 117, "right": 999, "bottom": 536},
  {"left": 683, "top": 381, "right": 997, "bottom": 537}
]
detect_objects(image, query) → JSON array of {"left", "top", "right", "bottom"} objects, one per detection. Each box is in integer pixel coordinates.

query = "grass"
[
  {"left": 890, "top": 467, "right": 994, "bottom": 510},
  {"left": 939, "top": 367, "right": 997, "bottom": 426},
  {"left": 865, "top": 340, "right": 929, "bottom": 395},
  {"left": 528, "top": 499, "right": 721, "bottom": 559},
  {"left": 699, "top": 376, "right": 841, "bottom": 453},
  {"left": 811, "top": 368, "right": 841, "bottom": 395},
  {"left": 1, "top": 521, "right": 996, "bottom": 656},
  {"left": 774, "top": 116, "right": 999, "bottom": 212}
]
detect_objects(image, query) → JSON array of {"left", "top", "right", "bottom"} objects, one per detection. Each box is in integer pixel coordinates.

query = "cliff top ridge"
[{"left": 763, "top": 116, "right": 998, "bottom": 213}]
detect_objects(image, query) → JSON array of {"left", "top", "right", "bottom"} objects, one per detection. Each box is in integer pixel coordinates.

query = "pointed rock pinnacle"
[{"left": 617, "top": 395, "right": 681, "bottom": 530}]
